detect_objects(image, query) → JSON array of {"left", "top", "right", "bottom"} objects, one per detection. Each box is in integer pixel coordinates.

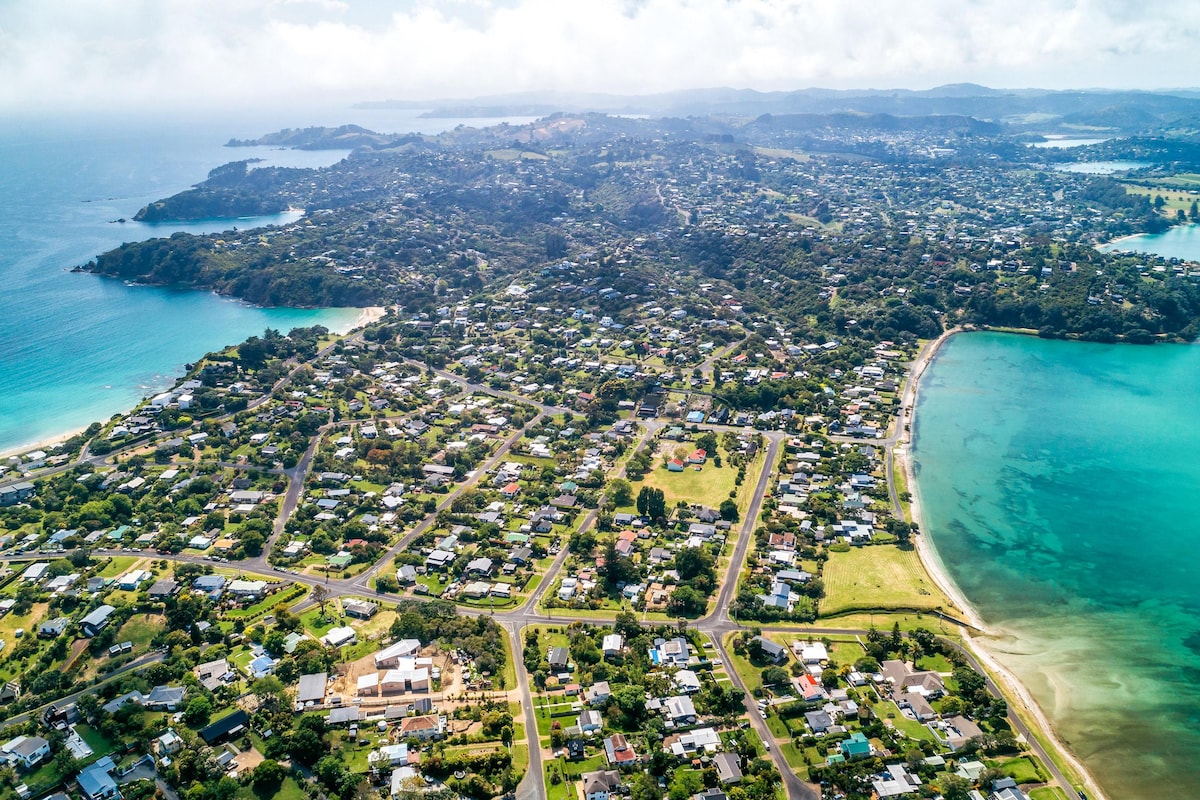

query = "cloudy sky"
[{"left": 1, "top": 0, "right": 1197, "bottom": 113}]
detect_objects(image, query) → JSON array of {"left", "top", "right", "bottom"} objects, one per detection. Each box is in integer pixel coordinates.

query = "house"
[
  {"left": 673, "top": 670, "right": 702, "bottom": 694},
  {"left": 566, "top": 739, "right": 587, "bottom": 761},
  {"left": 805, "top": 710, "right": 834, "bottom": 734},
  {"left": 38, "top": 617, "right": 69, "bottom": 638},
  {"left": 22, "top": 563, "right": 49, "bottom": 582},
  {"left": 667, "top": 458, "right": 685, "bottom": 472},
  {"left": 663, "top": 695, "right": 697, "bottom": 725},
  {"left": 650, "top": 637, "right": 690, "bottom": 667},
  {"left": 396, "top": 565, "right": 417, "bottom": 584},
  {"left": 397, "top": 714, "right": 443, "bottom": 741},
  {"left": 198, "top": 710, "right": 249, "bottom": 745},
  {"left": 686, "top": 449, "right": 707, "bottom": 465},
  {"left": 322, "top": 626, "right": 357, "bottom": 648},
  {"left": 602, "top": 633, "right": 624, "bottom": 657},
  {"left": 586, "top": 681, "right": 611, "bottom": 706},
  {"left": 328, "top": 707, "right": 360, "bottom": 726},
  {"left": 145, "top": 685, "right": 186, "bottom": 710},
  {"left": 248, "top": 654, "right": 277, "bottom": 679},
  {"left": 603, "top": 733, "right": 638, "bottom": 766},
  {"left": 227, "top": 579, "right": 267, "bottom": 599},
  {"left": 840, "top": 732, "right": 872, "bottom": 759},
  {"left": 665, "top": 727, "right": 721, "bottom": 757},
  {"left": 80, "top": 605, "right": 116, "bottom": 637},
  {"left": 795, "top": 674, "right": 826, "bottom": 702},
  {"left": 77, "top": 756, "right": 119, "bottom": 800},
  {"left": 466, "top": 556, "right": 494, "bottom": 576},
  {"left": 939, "top": 715, "right": 984, "bottom": 752},
  {"left": 118, "top": 569, "right": 150, "bottom": 590},
  {"left": 195, "top": 658, "right": 234, "bottom": 691},
  {"left": 343, "top": 599, "right": 378, "bottom": 619},
  {"left": 155, "top": 730, "right": 184, "bottom": 757},
  {"left": 990, "top": 777, "right": 1031, "bottom": 800},
  {"left": 753, "top": 636, "right": 788, "bottom": 664},
  {"left": 796, "top": 641, "right": 828, "bottom": 664},
  {"left": 1, "top": 736, "right": 50, "bottom": 769},
  {"left": 578, "top": 709, "right": 603, "bottom": 732},
  {"left": 369, "top": 743, "right": 410, "bottom": 768},
  {"left": 548, "top": 646, "right": 570, "bottom": 670},
  {"left": 375, "top": 639, "right": 422, "bottom": 668},
  {"left": 192, "top": 575, "right": 226, "bottom": 600},
  {"left": 297, "top": 673, "right": 328, "bottom": 705},
  {"left": 148, "top": 579, "right": 179, "bottom": 599},
  {"left": 582, "top": 769, "right": 622, "bottom": 800},
  {"left": 713, "top": 752, "right": 742, "bottom": 785},
  {"left": 872, "top": 764, "right": 922, "bottom": 797}
]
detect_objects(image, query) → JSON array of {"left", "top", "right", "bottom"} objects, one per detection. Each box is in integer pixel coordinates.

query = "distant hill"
[
  {"left": 227, "top": 125, "right": 393, "bottom": 150},
  {"left": 359, "top": 85, "right": 1200, "bottom": 134}
]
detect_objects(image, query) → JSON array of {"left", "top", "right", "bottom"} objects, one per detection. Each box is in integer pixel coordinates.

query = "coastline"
[
  {"left": 896, "top": 327, "right": 1109, "bottom": 800},
  {"left": 0, "top": 306, "right": 387, "bottom": 468},
  {"left": 0, "top": 426, "right": 89, "bottom": 463}
]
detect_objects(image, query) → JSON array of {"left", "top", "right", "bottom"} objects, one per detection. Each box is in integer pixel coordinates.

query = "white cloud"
[{"left": 0, "top": 0, "right": 1197, "bottom": 113}]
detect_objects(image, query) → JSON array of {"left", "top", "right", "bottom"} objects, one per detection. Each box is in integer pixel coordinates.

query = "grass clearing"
[
  {"left": 820, "top": 545, "right": 955, "bottom": 616},
  {"left": 1029, "top": 788, "right": 1070, "bottom": 800}
]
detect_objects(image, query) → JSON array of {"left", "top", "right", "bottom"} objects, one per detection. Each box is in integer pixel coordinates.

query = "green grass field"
[
  {"left": 1029, "top": 788, "right": 1070, "bottom": 800},
  {"left": 820, "top": 545, "right": 954, "bottom": 616},
  {"left": 639, "top": 456, "right": 738, "bottom": 509}
]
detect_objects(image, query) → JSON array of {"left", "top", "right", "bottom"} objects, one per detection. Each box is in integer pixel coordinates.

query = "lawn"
[
  {"left": 639, "top": 458, "right": 738, "bottom": 510},
  {"left": 248, "top": 776, "right": 308, "bottom": 800},
  {"left": 820, "top": 545, "right": 955, "bottom": 616},
  {"left": 96, "top": 556, "right": 140, "bottom": 578},
  {"left": 114, "top": 613, "right": 165, "bottom": 649},
  {"left": 545, "top": 762, "right": 578, "bottom": 800},
  {"left": 996, "top": 755, "right": 1047, "bottom": 784},
  {"left": 723, "top": 633, "right": 765, "bottom": 694},
  {"left": 1028, "top": 788, "right": 1070, "bottom": 800},
  {"left": 876, "top": 702, "right": 937, "bottom": 743}
]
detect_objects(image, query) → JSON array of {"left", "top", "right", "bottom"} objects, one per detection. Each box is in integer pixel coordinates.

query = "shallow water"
[{"left": 913, "top": 331, "right": 1200, "bottom": 797}]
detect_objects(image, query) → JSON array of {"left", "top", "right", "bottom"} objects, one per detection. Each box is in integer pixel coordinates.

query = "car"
[
  {"left": 759, "top": 709, "right": 767, "bottom": 719},
  {"left": 762, "top": 741, "right": 771, "bottom": 751}
]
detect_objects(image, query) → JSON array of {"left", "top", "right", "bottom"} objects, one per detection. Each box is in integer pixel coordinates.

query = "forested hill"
[{"left": 85, "top": 114, "right": 1200, "bottom": 341}]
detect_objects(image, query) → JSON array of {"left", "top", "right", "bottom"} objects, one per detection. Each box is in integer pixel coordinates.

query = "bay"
[
  {"left": 1101, "top": 223, "right": 1200, "bottom": 262},
  {"left": 912, "top": 331, "right": 1200, "bottom": 798},
  {"left": 0, "top": 109, "right": 538, "bottom": 455}
]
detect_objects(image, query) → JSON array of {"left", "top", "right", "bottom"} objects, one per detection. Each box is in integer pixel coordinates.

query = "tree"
[
  {"left": 312, "top": 584, "right": 331, "bottom": 619},
  {"left": 182, "top": 695, "right": 212, "bottom": 727},
  {"left": 636, "top": 486, "right": 666, "bottom": 520},
  {"left": 606, "top": 478, "right": 633, "bottom": 507},
  {"left": 719, "top": 499, "right": 740, "bottom": 522},
  {"left": 252, "top": 759, "right": 287, "bottom": 791},
  {"left": 939, "top": 774, "right": 972, "bottom": 800}
]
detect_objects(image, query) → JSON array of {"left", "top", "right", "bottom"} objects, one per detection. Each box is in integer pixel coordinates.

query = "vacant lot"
[
  {"left": 639, "top": 445, "right": 738, "bottom": 509},
  {"left": 820, "top": 546, "right": 953, "bottom": 616}
]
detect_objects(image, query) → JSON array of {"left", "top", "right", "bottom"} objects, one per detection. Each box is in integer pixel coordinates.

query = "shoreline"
[
  {"left": 896, "top": 327, "right": 1109, "bottom": 800},
  {"left": 0, "top": 426, "right": 90, "bottom": 463},
  {"left": 0, "top": 306, "right": 387, "bottom": 467}
]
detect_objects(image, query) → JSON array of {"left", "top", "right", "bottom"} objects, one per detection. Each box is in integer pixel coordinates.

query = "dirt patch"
[{"left": 234, "top": 747, "right": 265, "bottom": 772}]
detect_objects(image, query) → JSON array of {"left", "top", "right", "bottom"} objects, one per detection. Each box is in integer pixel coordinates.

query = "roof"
[
  {"left": 714, "top": 752, "right": 742, "bottom": 783},
  {"left": 328, "top": 707, "right": 361, "bottom": 725},
  {"left": 198, "top": 710, "right": 249, "bottom": 744},
  {"left": 80, "top": 604, "right": 116, "bottom": 628},
  {"left": 297, "top": 673, "right": 328, "bottom": 704}
]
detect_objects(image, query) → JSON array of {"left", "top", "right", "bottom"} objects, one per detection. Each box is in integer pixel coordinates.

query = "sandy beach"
[
  {"left": 0, "top": 426, "right": 88, "bottom": 462},
  {"left": 353, "top": 305, "right": 388, "bottom": 329},
  {"left": 0, "top": 307, "right": 388, "bottom": 465},
  {"left": 896, "top": 327, "right": 1109, "bottom": 800}
]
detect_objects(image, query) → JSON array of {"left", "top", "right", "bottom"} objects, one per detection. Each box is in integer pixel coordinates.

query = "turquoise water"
[
  {"left": 0, "top": 110, "right": 540, "bottom": 454},
  {"left": 1053, "top": 160, "right": 1151, "bottom": 174},
  {"left": 1103, "top": 223, "right": 1200, "bottom": 262},
  {"left": 1029, "top": 137, "right": 1110, "bottom": 148},
  {"left": 912, "top": 331, "right": 1200, "bottom": 798}
]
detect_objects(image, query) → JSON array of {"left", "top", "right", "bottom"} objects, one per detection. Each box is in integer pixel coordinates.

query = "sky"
[{"left": 1, "top": 0, "right": 1198, "bottom": 113}]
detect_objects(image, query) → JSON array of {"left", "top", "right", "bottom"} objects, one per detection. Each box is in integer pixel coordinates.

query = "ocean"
[
  {"left": 0, "top": 109, "right": 539, "bottom": 455},
  {"left": 912, "top": 331, "right": 1200, "bottom": 798}
]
